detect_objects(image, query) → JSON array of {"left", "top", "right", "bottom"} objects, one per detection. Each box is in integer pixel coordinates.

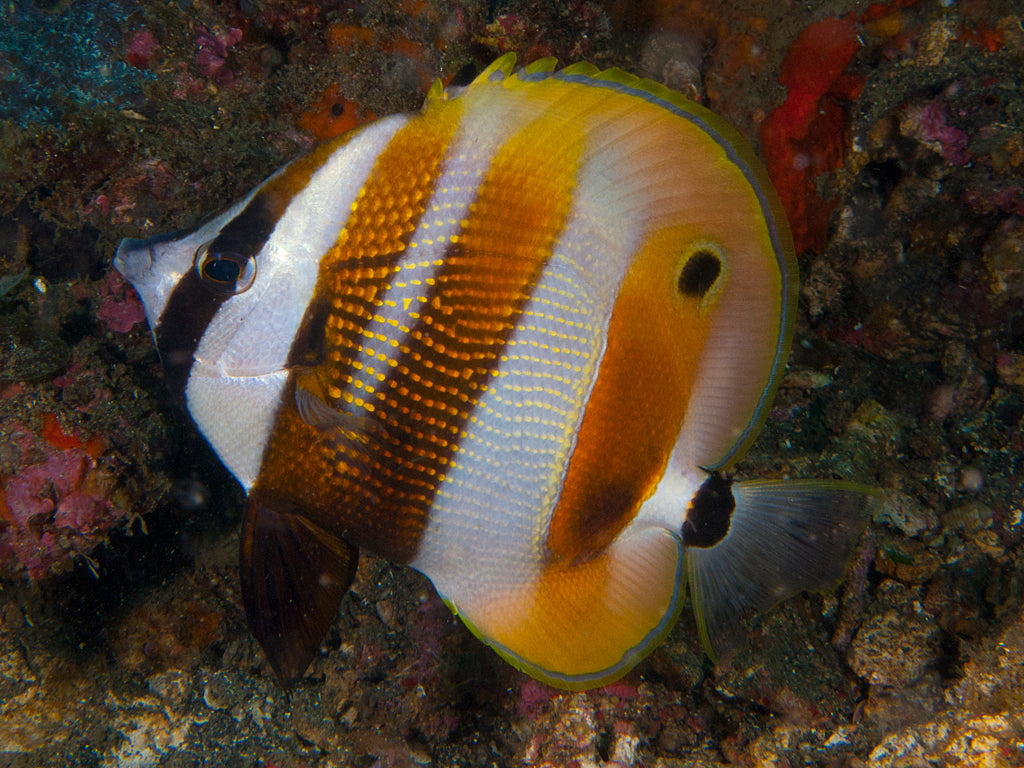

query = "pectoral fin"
[
  {"left": 240, "top": 489, "right": 358, "bottom": 685},
  {"left": 295, "top": 374, "right": 386, "bottom": 445},
  {"left": 294, "top": 374, "right": 389, "bottom": 484},
  {"left": 686, "top": 480, "right": 879, "bottom": 658}
]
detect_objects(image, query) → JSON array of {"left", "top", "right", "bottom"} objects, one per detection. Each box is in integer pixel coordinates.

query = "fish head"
[
  {"left": 114, "top": 197, "right": 259, "bottom": 383},
  {"left": 115, "top": 191, "right": 322, "bottom": 375},
  {"left": 113, "top": 189, "right": 322, "bottom": 490},
  {"left": 112, "top": 117, "right": 408, "bottom": 491}
]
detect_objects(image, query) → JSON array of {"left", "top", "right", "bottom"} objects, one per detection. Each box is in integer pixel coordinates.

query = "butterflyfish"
[{"left": 114, "top": 55, "right": 877, "bottom": 690}]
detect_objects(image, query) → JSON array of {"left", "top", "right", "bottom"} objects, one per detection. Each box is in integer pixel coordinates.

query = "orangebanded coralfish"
[{"left": 114, "top": 54, "right": 878, "bottom": 690}]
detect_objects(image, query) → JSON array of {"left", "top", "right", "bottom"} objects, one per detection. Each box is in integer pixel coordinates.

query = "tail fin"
[{"left": 686, "top": 480, "right": 879, "bottom": 658}]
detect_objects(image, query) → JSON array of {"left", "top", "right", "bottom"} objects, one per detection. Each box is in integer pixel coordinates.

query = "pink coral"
[
  {"left": 126, "top": 29, "right": 161, "bottom": 69},
  {"left": 54, "top": 491, "right": 107, "bottom": 531},
  {"left": 516, "top": 678, "right": 556, "bottom": 718},
  {"left": 196, "top": 27, "right": 243, "bottom": 84},
  {"left": 97, "top": 292, "right": 146, "bottom": 333},
  {"left": 1, "top": 421, "right": 121, "bottom": 579},
  {"left": 4, "top": 448, "right": 89, "bottom": 527},
  {"left": 4, "top": 466, "right": 56, "bottom": 524},
  {"left": 919, "top": 102, "right": 971, "bottom": 165},
  {"left": 95, "top": 270, "right": 146, "bottom": 333}
]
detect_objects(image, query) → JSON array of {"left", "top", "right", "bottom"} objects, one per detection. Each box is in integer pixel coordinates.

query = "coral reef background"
[{"left": 0, "top": 0, "right": 1022, "bottom": 765}]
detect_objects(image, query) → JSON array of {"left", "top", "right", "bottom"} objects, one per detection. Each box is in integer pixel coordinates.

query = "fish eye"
[
  {"left": 677, "top": 244, "right": 723, "bottom": 299},
  {"left": 194, "top": 242, "right": 257, "bottom": 294}
]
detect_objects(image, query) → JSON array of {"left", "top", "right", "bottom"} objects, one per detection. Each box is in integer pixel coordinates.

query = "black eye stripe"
[
  {"left": 156, "top": 268, "right": 230, "bottom": 399},
  {"left": 155, "top": 189, "right": 288, "bottom": 398},
  {"left": 678, "top": 249, "right": 722, "bottom": 298},
  {"left": 211, "top": 193, "right": 280, "bottom": 262}
]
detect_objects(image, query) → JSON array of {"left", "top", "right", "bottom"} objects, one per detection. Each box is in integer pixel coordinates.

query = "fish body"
[{"left": 115, "top": 55, "right": 876, "bottom": 689}]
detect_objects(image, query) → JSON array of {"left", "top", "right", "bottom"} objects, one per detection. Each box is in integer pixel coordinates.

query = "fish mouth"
[
  {"left": 114, "top": 226, "right": 192, "bottom": 286},
  {"left": 113, "top": 237, "right": 155, "bottom": 286}
]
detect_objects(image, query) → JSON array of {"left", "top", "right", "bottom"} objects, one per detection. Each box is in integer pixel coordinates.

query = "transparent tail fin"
[{"left": 686, "top": 480, "right": 879, "bottom": 658}]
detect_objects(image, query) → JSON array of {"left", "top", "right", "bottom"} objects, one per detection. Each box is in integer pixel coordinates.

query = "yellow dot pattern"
[{"left": 256, "top": 100, "right": 582, "bottom": 563}]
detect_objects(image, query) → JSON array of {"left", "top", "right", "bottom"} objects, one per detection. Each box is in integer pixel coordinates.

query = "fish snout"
[{"left": 113, "top": 237, "right": 156, "bottom": 287}]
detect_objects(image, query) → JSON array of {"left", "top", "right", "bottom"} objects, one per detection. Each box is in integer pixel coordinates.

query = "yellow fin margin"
[
  {"left": 473, "top": 54, "right": 746, "bottom": 150},
  {"left": 444, "top": 526, "right": 684, "bottom": 690},
  {"left": 475, "top": 52, "right": 518, "bottom": 84}
]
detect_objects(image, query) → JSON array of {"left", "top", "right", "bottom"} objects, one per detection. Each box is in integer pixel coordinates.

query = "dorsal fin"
[{"left": 435, "top": 54, "right": 781, "bottom": 268}]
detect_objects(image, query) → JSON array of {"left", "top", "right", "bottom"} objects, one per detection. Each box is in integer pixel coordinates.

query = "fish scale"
[{"left": 114, "top": 54, "right": 879, "bottom": 690}]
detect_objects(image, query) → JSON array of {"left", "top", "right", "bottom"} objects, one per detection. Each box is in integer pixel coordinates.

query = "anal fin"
[
  {"left": 447, "top": 525, "right": 684, "bottom": 690},
  {"left": 240, "top": 489, "right": 358, "bottom": 685}
]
